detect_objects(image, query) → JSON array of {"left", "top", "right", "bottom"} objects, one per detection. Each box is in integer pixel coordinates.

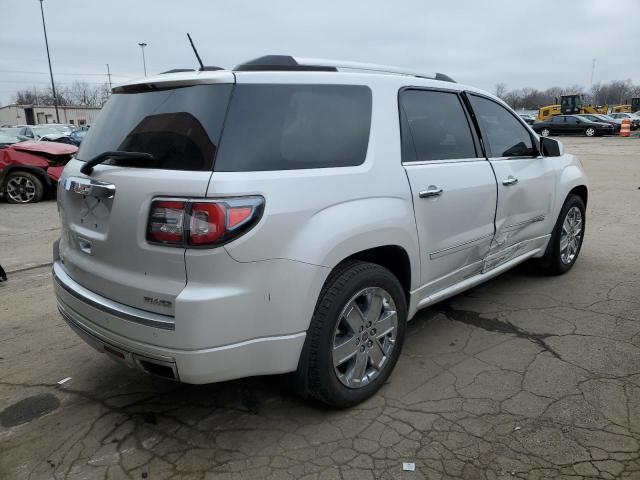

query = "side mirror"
[{"left": 540, "top": 137, "right": 563, "bottom": 157}]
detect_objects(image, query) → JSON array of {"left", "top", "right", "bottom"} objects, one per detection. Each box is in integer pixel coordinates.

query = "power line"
[
  {"left": 0, "top": 80, "right": 111, "bottom": 85},
  {"left": 0, "top": 69, "right": 128, "bottom": 77}
]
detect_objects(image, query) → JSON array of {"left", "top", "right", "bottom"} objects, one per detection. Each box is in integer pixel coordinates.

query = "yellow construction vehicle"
[
  {"left": 611, "top": 98, "right": 640, "bottom": 114},
  {"left": 537, "top": 94, "right": 608, "bottom": 121},
  {"left": 537, "top": 104, "right": 561, "bottom": 122}
]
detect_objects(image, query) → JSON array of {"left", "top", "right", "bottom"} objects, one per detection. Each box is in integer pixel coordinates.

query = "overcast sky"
[{"left": 1, "top": 0, "right": 638, "bottom": 106}]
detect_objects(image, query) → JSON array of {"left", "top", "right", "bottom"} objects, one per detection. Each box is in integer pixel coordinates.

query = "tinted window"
[
  {"left": 551, "top": 116, "right": 564, "bottom": 124},
  {"left": 469, "top": 95, "right": 536, "bottom": 157},
  {"left": 565, "top": 116, "right": 579, "bottom": 124},
  {"left": 77, "top": 84, "right": 233, "bottom": 171},
  {"left": 399, "top": 90, "right": 477, "bottom": 161},
  {"left": 214, "top": 84, "right": 372, "bottom": 171}
]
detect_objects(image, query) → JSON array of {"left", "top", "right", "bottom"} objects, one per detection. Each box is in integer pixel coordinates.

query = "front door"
[
  {"left": 400, "top": 88, "right": 497, "bottom": 296},
  {"left": 467, "top": 93, "right": 556, "bottom": 270}
]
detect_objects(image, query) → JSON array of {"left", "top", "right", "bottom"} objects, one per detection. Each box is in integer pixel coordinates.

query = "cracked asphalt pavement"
[{"left": 1, "top": 137, "right": 639, "bottom": 479}]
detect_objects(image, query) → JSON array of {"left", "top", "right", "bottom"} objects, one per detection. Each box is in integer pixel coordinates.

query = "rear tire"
[
  {"left": 4, "top": 171, "right": 44, "bottom": 204},
  {"left": 540, "top": 128, "right": 551, "bottom": 137},
  {"left": 303, "top": 261, "right": 407, "bottom": 407},
  {"left": 540, "top": 194, "right": 585, "bottom": 275}
]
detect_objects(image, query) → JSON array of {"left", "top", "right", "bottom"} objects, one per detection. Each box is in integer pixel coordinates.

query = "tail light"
[{"left": 147, "top": 196, "right": 264, "bottom": 247}]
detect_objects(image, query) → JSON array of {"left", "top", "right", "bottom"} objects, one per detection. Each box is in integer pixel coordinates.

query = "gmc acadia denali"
[{"left": 53, "top": 56, "right": 588, "bottom": 407}]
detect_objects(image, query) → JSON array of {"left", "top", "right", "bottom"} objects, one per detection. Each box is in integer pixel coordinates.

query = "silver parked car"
[{"left": 53, "top": 56, "right": 588, "bottom": 407}]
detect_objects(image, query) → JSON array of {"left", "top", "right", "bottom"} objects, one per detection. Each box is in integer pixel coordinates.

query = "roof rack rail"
[
  {"left": 296, "top": 58, "right": 455, "bottom": 82},
  {"left": 160, "top": 66, "right": 223, "bottom": 74},
  {"left": 234, "top": 55, "right": 455, "bottom": 82}
]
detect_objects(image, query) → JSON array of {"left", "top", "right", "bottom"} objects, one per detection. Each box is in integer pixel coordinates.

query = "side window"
[
  {"left": 566, "top": 116, "right": 579, "bottom": 124},
  {"left": 215, "top": 84, "right": 372, "bottom": 171},
  {"left": 468, "top": 94, "right": 536, "bottom": 158},
  {"left": 399, "top": 89, "right": 478, "bottom": 162}
]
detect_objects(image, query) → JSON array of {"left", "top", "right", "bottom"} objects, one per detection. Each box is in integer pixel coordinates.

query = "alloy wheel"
[
  {"left": 332, "top": 287, "right": 398, "bottom": 388},
  {"left": 6, "top": 176, "right": 37, "bottom": 203},
  {"left": 541, "top": 128, "right": 550, "bottom": 137},
  {"left": 560, "top": 206, "right": 582, "bottom": 265},
  {"left": 585, "top": 127, "right": 596, "bottom": 137}
]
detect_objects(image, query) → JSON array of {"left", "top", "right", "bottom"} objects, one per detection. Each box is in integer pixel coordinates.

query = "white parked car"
[
  {"left": 17, "top": 124, "right": 73, "bottom": 142},
  {"left": 53, "top": 56, "right": 588, "bottom": 407},
  {"left": 609, "top": 112, "right": 640, "bottom": 130}
]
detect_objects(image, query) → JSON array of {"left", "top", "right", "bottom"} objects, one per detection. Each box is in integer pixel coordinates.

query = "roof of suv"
[{"left": 113, "top": 55, "right": 459, "bottom": 93}]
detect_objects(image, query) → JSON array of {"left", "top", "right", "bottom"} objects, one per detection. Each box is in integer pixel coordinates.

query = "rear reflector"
[{"left": 147, "top": 196, "right": 264, "bottom": 248}]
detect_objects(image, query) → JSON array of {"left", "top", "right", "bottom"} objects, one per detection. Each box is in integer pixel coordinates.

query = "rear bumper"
[
  {"left": 56, "top": 288, "right": 306, "bottom": 384},
  {"left": 52, "top": 258, "right": 322, "bottom": 384}
]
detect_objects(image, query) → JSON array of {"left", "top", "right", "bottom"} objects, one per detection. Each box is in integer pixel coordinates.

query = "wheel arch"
[
  {"left": 1, "top": 165, "right": 52, "bottom": 189},
  {"left": 332, "top": 245, "right": 412, "bottom": 303},
  {"left": 569, "top": 184, "right": 588, "bottom": 207}
]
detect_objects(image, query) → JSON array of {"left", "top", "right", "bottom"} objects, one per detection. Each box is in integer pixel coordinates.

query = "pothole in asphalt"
[{"left": 1, "top": 393, "right": 60, "bottom": 427}]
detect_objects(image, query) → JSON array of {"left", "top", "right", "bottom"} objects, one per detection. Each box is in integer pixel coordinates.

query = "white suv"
[{"left": 53, "top": 56, "right": 588, "bottom": 407}]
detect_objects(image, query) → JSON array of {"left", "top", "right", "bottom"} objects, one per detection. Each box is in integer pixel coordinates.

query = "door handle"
[
  {"left": 502, "top": 176, "right": 518, "bottom": 186},
  {"left": 419, "top": 187, "right": 443, "bottom": 198}
]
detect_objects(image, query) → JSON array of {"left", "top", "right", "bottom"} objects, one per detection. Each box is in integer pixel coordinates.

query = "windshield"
[
  {"left": 77, "top": 84, "right": 233, "bottom": 171},
  {"left": 33, "top": 126, "right": 63, "bottom": 136},
  {"left": 0, "top": 132, "right": 19, "bottom": 144},
  {"left": 1, "top": 127, "right": 21, "bottom": 136}
]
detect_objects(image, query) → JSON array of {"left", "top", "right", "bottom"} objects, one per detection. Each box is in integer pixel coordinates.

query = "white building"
[{"left": 0, "top": 104, "right": 102, "bottom": 127}]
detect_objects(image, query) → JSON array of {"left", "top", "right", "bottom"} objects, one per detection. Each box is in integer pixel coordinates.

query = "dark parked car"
[
  {"left": 532, "top": 115, "right": 614, "bottom": 137},
  {"left": 68, "top": 126, "right": 89, "bottom": 146},
  {"left": 576, "top": 114, "right": 621, "bottom": 133},
  {"left": 0, "top": 141, "right": 77, "bottom": 203}
]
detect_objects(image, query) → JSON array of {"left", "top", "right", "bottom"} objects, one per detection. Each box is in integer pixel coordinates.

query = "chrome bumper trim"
[{"left": 53, "top": 261, "right": 175, "bottom": 330}]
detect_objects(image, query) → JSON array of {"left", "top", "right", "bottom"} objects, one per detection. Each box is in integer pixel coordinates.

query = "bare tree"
[
  {"left": 495, "top": 83, "right": 508, "bottom": 99},
  {"left": 13, "top": 82, "right": 110, "bottom": 107}
]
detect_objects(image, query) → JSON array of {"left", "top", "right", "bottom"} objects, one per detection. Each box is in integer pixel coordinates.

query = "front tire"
[
  {"left": 304, "top": 261, "right": 407, "bottom": 407},
  {"left": 540, "top": 194, "right": 586, "bottom": 275},
  {"left": 585, "top": 127, "right": 596, "bottom": 137},
  {"left": 4, "top": 171, "right": 44, "bottom": 204}
]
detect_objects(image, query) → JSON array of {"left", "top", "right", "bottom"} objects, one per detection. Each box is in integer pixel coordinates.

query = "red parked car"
[{"left": 0, "top": 141, "right": 77, "bottom": 204}]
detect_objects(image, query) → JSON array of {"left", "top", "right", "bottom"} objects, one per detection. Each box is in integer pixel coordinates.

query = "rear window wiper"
[{"left": 80, "top": 151, "right": 155, "bottom": 175}]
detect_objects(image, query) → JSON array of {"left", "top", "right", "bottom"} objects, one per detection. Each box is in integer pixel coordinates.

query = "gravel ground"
[{"left": 1, "top": 136, "right": 639, "bottom": 479}]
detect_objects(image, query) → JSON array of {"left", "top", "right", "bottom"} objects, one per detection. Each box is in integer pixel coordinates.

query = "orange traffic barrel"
[{"left": 620, "top": 119, "right": 631, "bottom": 137}]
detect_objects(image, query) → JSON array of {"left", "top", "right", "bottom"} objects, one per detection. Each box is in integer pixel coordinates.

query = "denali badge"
[
  {"left": 73, "top": 182, "right": 91, "bottom": 195},
  {"left": 144, "top": 296, "right": 172, "bottom": 308}
]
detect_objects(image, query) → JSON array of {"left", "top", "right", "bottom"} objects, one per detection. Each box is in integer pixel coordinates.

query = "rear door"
[
  {"left": 466, "top": 93, "right": 556, "bottom": 270},
  {"left": 57, "top": 76, "right": 234, "bottom": 314},
  {"left": 400, "top": 88, "right": 497, "bottom": 294}
]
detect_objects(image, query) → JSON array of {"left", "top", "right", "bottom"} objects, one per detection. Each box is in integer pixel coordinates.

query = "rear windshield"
[
  {"left": 76, "top": 84, "right": 233, "bottom": 171},
  {"left": 214, "top": 84, "right": 372, "bottom": 171}
]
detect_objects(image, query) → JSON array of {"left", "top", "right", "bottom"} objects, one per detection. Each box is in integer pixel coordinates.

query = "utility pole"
[
  {"left": 38, "top": 0, "right": 59, "bottom": 123},
  {"left": 106, "top": 64, "right": 112, "bottom": 89},
  {"left": 138, "top": 42, "right": 148, "bottom": 76}
]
